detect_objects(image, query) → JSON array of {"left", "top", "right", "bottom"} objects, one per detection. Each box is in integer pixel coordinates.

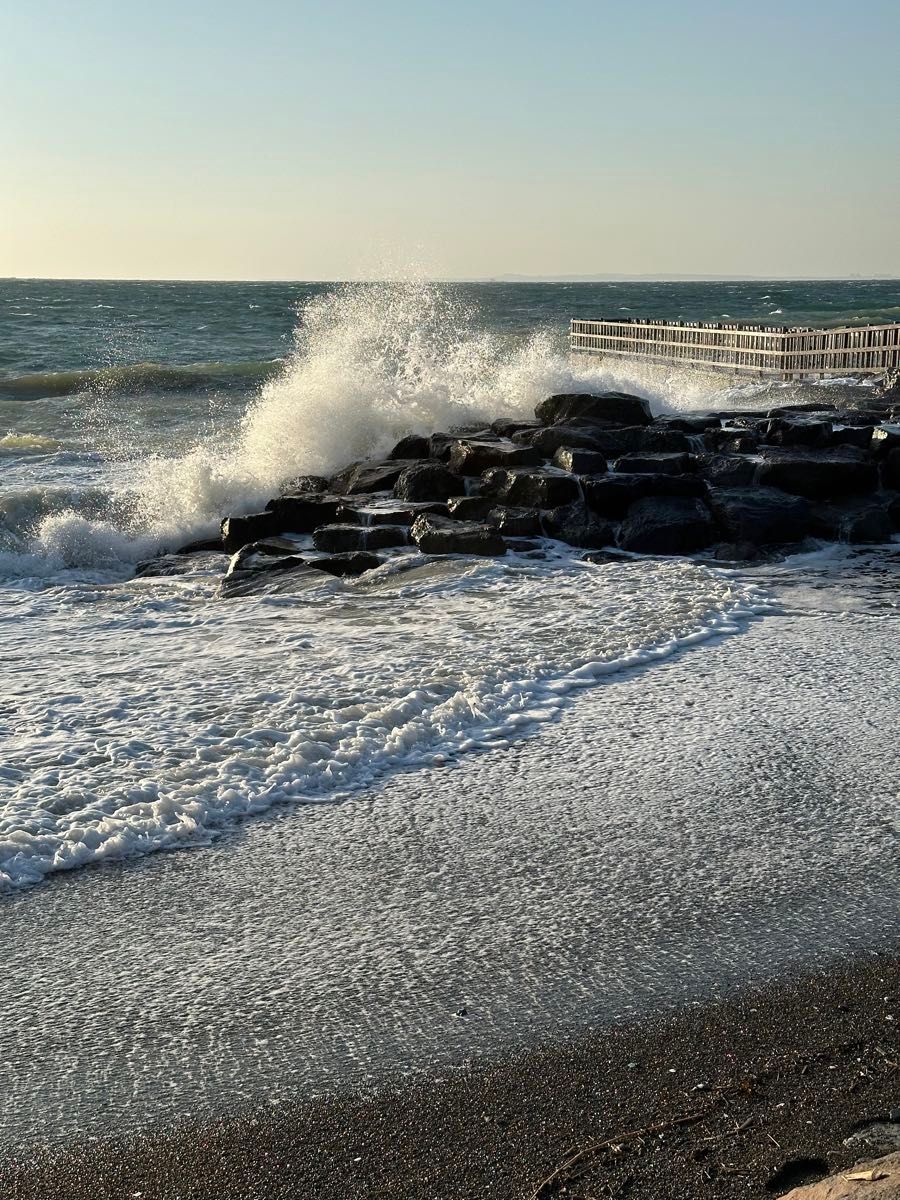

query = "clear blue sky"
[{"left": 2, "top": 0, "right": 898, "bottom": 279}]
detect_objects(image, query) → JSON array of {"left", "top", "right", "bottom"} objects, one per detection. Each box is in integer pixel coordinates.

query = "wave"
[
  {"left": 0, "top": 432, "right": 60, "bottom": 454},
  {"left": 0, "top": 359, "right": 283, "bottom": 401}
]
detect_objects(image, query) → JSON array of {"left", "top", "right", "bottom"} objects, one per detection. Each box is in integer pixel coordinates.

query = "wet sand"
[{"left": 3, "top": 952, "right": 899, "bottom": 1199}]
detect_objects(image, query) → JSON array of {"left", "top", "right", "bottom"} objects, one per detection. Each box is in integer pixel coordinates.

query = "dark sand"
[{"left": 3, "top": 953, "right": 899, "bottom": 1199}]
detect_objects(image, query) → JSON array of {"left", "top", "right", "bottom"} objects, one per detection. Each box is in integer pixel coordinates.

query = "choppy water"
[{"left": 0, "top": 277, "right": 897, "bottom": 895}]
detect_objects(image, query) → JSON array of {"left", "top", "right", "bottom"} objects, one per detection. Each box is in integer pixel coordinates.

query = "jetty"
[{"left": 570, "top": 317, "right": 900, "bottom": 381}]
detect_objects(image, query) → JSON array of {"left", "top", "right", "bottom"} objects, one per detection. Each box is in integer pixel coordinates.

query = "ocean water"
[{"left": 0, "top": 277, "right": 897, "bottom": 895}]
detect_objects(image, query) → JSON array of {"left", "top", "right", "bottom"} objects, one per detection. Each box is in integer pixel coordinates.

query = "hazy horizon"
[{"left": 3, "top": 0, "right": 899, "bottom": 280}]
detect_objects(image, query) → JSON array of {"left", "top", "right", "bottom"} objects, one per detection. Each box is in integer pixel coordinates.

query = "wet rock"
[
  {"left": 810, "top": 502, "right": 895, "bottom": 544},
  {"left": 446, "top": 495, "right": 497, "bottom": 521},
  {"left": 582, "top": 473, "right": 707, "bottom": 520},
  {"left": 707, "top": 541, "right": 763, "bottom": 562},
  {"left": 429, "top": 433, "right": 457, "bottom": 462},
  {"left": 175, "top": 537, "right": 226, "bottom": 554},
  {"left": 764, "top": 418, "right": 832, "bottom": 447},
  {"left": 265, "top": 493, "right": 343, "bottom": 532},
  {"left": 526, "top": 423, "right": 688, "bottom": 459},
  {"left": 278, "top": 474, "right": 330, "bottom": 495},
  {"left": 308, "top": 552, "right": 383, "bottom": 576},
  {"left": 618, "top": 496, "right": 717, "bottom": 555},
  {"left": 828, "top": 424, "right": 874, "bottom": 449},
  {"left": 552, "top": 447, "right": 608, "bottom": 474},
  {"left": 134, "top": 555, "right": 193, "bottom": 578},
  {"left": 393, "top": 461, "right": 466, "bottom": 502},
  {"left": 704, "top": 427, "right": 761, "bottom": 452},
  {"left": 582, "top": 548, "right": 633, "bottom": 564},
  {"left": 330, "top": 459, "right": 417, "bottom": 496},
  {"left": 410, "top": 513, "right": 506, "bottom": 556},
  {"left": 541, "top": 502, "right": 616, "bottom": 549},
  {"left": 657, "top": 415, "right": 720, "bottom": 432},
  {"left": 757, "top": 448, "right": 879, "bottom": 500},
  {"left": 488, "top": 506, "right": 542, "bottom": 536},
  {"left": 696, "top": 454, "right": 759, "bottom": 488},
  {"left": 535, "top": 391, "right": 653, "bottom": 426},
  {"left": 221, "top": 511, "right": 279, "bottom": 553},
  {"left": 312, "top": 524, "right": 407, "bottom": 553},
  {"left": 612, "top": 452, "right": 696, "bottom": 475},
  {"left": 448, "top": 439, "right": 541, "bottom": 475},
  {"left": 768, "top": 402, "right": 836, "bottom": 416},
  {"left": 388, "top": 434, "right": 430, "bottom": 460},
  {"left": 706, "top": 486, "right": 813, "bottom": 544},
  {"left": 490, "top": 417, "right": 542, "bottom": 438},
  {"left": 883, "top": 448, "right": 900, "bottom": 490},
  {"left": 481, "top": 467, "right": 581, "bottom": 509},
  {"left": 335, "top": 500, "right": 447, "bottom": 526},
  {"left": 252, "top": 536, "right": 304, "bottom": 555},
  {"left": 505, "top": 537, "right": 544, "bottom": 553},
  {"left": 872, "top": 426, "right": 900, "bottom": 455}
]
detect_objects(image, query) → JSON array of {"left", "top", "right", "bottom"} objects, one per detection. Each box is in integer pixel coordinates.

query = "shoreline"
[{"left": 3, "top": 951, "right": 899, "bottom": 1199}]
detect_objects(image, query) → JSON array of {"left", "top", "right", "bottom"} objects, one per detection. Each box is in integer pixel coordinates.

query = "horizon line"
[{"left": 3, "top": 274, "right": 899, "bottom": 285}]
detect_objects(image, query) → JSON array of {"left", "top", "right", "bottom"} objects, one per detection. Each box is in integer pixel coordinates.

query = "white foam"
[{"left": 0, "top": 551, "right": 771, "bottom": 890}]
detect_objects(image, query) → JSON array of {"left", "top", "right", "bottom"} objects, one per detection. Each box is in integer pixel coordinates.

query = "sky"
[{"left": 2, "top": 0, "right": 899, "bottom": 281}]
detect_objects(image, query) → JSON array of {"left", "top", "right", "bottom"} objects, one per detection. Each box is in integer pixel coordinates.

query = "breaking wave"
[{"left": 0, "top": 360, "right": 282, "bottom": 401}]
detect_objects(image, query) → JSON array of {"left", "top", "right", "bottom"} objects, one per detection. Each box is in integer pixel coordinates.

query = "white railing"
[{"left": 570, "top": 317, "right": 900, "bottom": 380}]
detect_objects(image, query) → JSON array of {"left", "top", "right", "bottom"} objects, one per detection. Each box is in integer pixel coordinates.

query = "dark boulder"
[
  {"left": 134, "top": 555, "right": 193, "bottom": 578},
  {"left": 481, "top": 467, "right": 581, "bottom": 509},
  {"left": 871, "top": 426, "right": 900, "bottom": 455},
  {"left": 696, "top": 454, "right": 758, "bottom": 488},
  {"left": 810, "top": 502, "right": 895, "bottom": 544},
  {"left": 336, "top": 500, "right": 447, "bottom": 526},
  {"left": 278, "top": 474, "right": 330, "bottom": 495},
  {"left": 448, "top": 439, "right": 541, "bottom": 475},
  {"left": 756, "top": 448, "right": 878, "bottom": 499},
  {"left": 175, "top": 536, "right": 226, "bottom": 554},
  {"left": 446, "top": 495, "right": 497, "bottom": 521},
  {"left": 526, "top": 423, "right": 687, "bottom": 459},
  {"left": 331, "top": 459, "right": 417, "bottom": 496},
  {"left": 308, "top": 552, "right": 383, "bottom": 576},
  {"left": 535, "top": 392, "right": 653, "bottom": 427},
  {"left": 767, "top": 402, "right": 836, "bottom": 416},
  {"left": 388, "top": 434, "right": 430, "bottom": 460},
  {"left": 706, "top": 487, "right": 813, "bottom": 544},
  {"left": 582, "top": 548, "right": 633, "bottom": 564},
  {"left": 410, "top": 513, "right": 506, "bottom": 556},
  {"left": 251, "top": 536, "right": 304, "bottom": 555},
  {"left": 490, "top": 417, "right": 542, "bottom": 438},
  {"left": 265, "top": 493, "right": 343, "bottom": 532},
  {"left": 828, "top": 424, "right": 874, "bottom": 449},
  {"left": 882, "top": 448, "right": 900, "bottom": 490},
  {"left": 221, "top": 511, "right": 279, "bottom": 553},
  {"left": 312, "top": 524, "right": 407, "bottom": 553},
  {"left": 393, "top": 461, "right": 466, "bottom": 502},
  {"left": 618, "top": 497, "right": 717, "bottom": 555},
  {"left": 551, "top": 447, "right": 607, "bottom": 474},
  {"left": 540, "top": 502, "right": 616, "bottom": 549},
  {"left": 611, "top": 452, "right": 695, "bottom": 475},
  {"left": 657, "top": 415, "right": 719, "bottom": 433},
  {"left": 763, "top": 418, "right": 831, "bottom": 447},
  {"left": 703, "top": 429, "right": 760, "bottom": 454},
  {"left": 488, "top": 506, "right": 542, "bottom": 536},
  {"left": 429, "top": 433, "right": 456, "bottom": 462},
  {"left": 582, "top": 473, "right": 707, "bottom": 520}
]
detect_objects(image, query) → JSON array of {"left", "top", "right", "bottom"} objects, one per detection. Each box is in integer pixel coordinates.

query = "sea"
[{"left": 1, "top": 277, "right": 898, "bottom": 1146}]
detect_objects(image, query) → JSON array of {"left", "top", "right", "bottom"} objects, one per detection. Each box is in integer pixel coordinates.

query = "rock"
[
  {"left": 521, "top": 423, "right": 618, "bottom": 456},
  {"left": 582, "top": 473, "right": 707, "bottom": 519},
  {"left": 388, "top": 434, "right": 430, "bottom": 459},
  {"left": 278, "top": 474, "right": 330, "bottom": 495},
  {"left": 618, "top": 496, "right": 717, "bottom": 554},
  {"left": 221, "top": 511, "right": 278, "bottom": 553},
  {"left": 134, "top": 555, "right": 192, "bottom": 578},
  {"left": 312, "top": 524, "right": 407, "bottom": 553},
  {"left": 764, "top": 418, "right": 832, "bottom": 447},
  {"left": 582, "top": 548, "right": 633, "bottom": 564},
  {"left": 704, "top": 427, "right": 761, "bottom": 453},
  {"left": 552, "top": 447, "right": 608, "bottom": 474},
  {"left": 811, "top": 502, "right": 895, "bottom": 544},
  {"left": 222, "top": 552, "right": 312, "bottom": 591},
  {"left": 540, "top": 502, "right": 616, "bottom": 549},
  {"left": 481, "top": 467, "right": 582, "bottom": 509},
  {"left": 265, "top": 493, "right": 343, "bottom": 532},
  {"left": 756, "top": 448, "right": 879, "bottom": 500},
  {"left": 428, "top": 433, "right": 456, "bottom": 461},
  {"left": 446, "top": 495, "right": 497, "bottom": 521},
  {"left": 488, "top": 506, "right": 542, "bottom": 536},
  {"left": 252, "top": 536, "right": 304, "bottom": 555},
  {"left": 612, "top": 452, "right": 696, "bottom": 475},
  {"left": 696, "top": 454, "right": 759, "bottom": 488},
  {"left": 774, "top": 1150, "right": 900, "bottom": 1198},
  {"left": 526, "top": 424, "right": 688, "bottom": 459},
  {"left": 872, "top": 425, "right": 900, "bottom": 455},
  {"left": 505, "top": 538, "right": 544, "bottom": 553},
  {"left": 706, "top": 486, "right": 813, "bottom": 544},
  {"left": 657, "top": 415, "right": 719, "bottom": 433},
  {"left": 308, "top": 552, "right": 383, "bottom": 576},
  {"left": 883, "top": 449, "right": 900, "bottom": 490},
  {"left": 768, "top": 402, "right": 836, "bottom": 416},
  {"left": 490, "top": 417, "right": 542, "bottom": 438},
  {"left": 330, "top": 459, "right": 417, "bottom": 495},
  {"left": 448, "top": 439, "right": 541, "bottom": 475},
  {"left": 393, "top": 461, "right": 466, "bottom": 502},
  {"left": 888, "top": 494, "right": 900, "bottom": 528},
  {"left": 828, "top": 424, "right": 874, "bottom": 449},
  {"left": 175, "top": 537, "right": 226, "bottom": 554},
  {"left": 410, "top": 513, "right": 506, "bottom": 556},
  {"left": 535, "top": 391, "right": 653, "bottom": 427},
  {"left": 336, "top": 500, "right": 447, "bottom": 525},
  {"left": 707, "top": 541, "right": 763, "bottom": 562}
]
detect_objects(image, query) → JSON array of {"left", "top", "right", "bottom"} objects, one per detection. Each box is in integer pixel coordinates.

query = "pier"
[{"left": 570, "top": 317, "right": 900, "bottom": 381}]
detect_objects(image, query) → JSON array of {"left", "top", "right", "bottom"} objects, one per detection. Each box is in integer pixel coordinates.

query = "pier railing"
[{"left": 570, "top": 317, "right": 900, "bottom": 380}]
